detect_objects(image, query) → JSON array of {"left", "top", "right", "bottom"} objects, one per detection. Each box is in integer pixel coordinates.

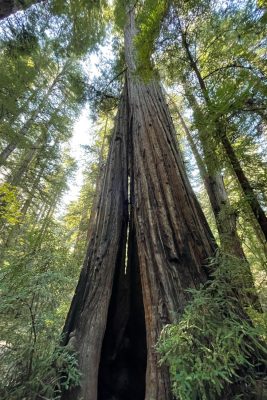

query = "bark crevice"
[{"left": 98, "top": 225, "right": 147, "bottom": 400}]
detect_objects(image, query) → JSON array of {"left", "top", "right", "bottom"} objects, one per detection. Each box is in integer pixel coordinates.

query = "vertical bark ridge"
[
  {"left": 123, "top": 8, "right": 216, "bottom": 398},
  {"left": 61, "top": 89, "right": 129, "bottom": 400},
  {"left": 127, "top": 78, "right": 216, "bottom": 399}
]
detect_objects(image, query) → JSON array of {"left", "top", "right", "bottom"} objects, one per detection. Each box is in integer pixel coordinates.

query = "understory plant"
[
  {"left": 0, "top": 223, "right": 81, "bottom": 399},
  {"left": 157, "top": 252, "right": 267, "bottom": 400}
]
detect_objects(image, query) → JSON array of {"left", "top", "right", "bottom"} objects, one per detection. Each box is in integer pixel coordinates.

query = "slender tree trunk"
[
  {"left": 219, "top": 125, "right": 267, "bottom": 242},
  {"left": 6, "top": 133, "right": 46, "bottom": 186},
  {"left": 33, "top": 200, "right": 57, "bottom": 249},
  {"left": 0, "top": 115, "right": 40, "bottom": 165},
  {"left": 85, "top": 135, "right": 109, "bottom": 243},
  {"left": 35, "top": 200, "right": 47, "bottom": 224},
  {"left": 180, "top": 31, "right": 267, "bottom": 243},
  {"left": 175, "top": 103, "right": 246, "bottom": 259},
  {"left": 2, "top": 164, "right": 45, "bottom": 249},
  {"left": 8, "top": 147, "right": 37, "bottom": 186},
  {"left": 174, "top": 97, "right": 261, "bottom": 308},
  {"left": 20, "top": 163, "right": 45, "bottom": 217},
  {"left": 0, "top": 72, "right": 64, "bottom": 166},
  {"left": 72, "top": 169, "right": 103, "bottom": 260},
  {"left": 72, "top": 135, "right": 109, "bottom": 260}
]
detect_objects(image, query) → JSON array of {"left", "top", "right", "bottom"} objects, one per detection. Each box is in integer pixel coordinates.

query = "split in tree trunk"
[{"left": 98, "top": 224, "right": 147, "bottom": 400}]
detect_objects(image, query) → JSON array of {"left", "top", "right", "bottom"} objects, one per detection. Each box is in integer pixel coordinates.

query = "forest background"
[{"left": 0, "top": 0, "right": 266, "bottom": 399}]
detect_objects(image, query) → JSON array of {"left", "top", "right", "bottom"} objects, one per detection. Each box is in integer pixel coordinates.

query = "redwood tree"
[{"left": 61, "top": 6, "right": 217, "bottom": 400}]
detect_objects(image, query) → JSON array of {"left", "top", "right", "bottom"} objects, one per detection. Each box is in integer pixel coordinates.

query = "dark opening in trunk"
[{"left": 98, "top": 227, "right": 147, "bottom": 400}]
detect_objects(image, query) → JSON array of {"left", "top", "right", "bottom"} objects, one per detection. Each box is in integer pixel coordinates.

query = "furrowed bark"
[
  {"left": 125, "top": 8, "right": 216, "bottom": 399},
  {"left": 61, "top": 90, "right": 128, "bottom": 400},
  {"left": 128, "top": 79, "right": 215, "bottom": 400},
  {"left": 60, "top": 6, "right": 264, "bottom": 400}
]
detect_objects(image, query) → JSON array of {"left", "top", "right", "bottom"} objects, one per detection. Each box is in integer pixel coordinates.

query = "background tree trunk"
[
  {"left": 175, "top": 102, "right": 246, "bottom": 259},
  {"left": 0, "top": 73, "right": 64, "bottom": 166},
  {"left": 179, "top": 31, "right": 267, "bottom": 243}
]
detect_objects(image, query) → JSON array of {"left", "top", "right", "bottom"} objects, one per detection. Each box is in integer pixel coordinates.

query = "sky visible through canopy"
[{"left": 61, "top": 51, "right": 105, "bottom": 210}]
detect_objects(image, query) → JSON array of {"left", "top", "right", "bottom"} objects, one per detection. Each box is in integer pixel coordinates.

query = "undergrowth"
[{"left": 157, "top": 252, "right": 267, "bottom": 400}]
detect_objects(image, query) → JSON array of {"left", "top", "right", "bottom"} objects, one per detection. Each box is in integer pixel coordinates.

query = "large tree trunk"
[
  {"left": 61, "top": 90, "right": 129, "bottom": 400},
  {"left": 127, "top": 78, "right": 215, "bottom": 399},
  {"left": 117, "top": 7, "right": 216, "bottom": 400},
  {"left": 60, "top": 6, "right": 267, "bottom": 400},
  {"left": 61, "top": 6, "right": 217, "bottom": 400}
]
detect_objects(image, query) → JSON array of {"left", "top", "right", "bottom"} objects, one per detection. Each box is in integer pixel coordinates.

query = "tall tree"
[
  {"left": 61, "top": 4, "right": 219, "bottom": 400},
  {"left": 135, "top": 0, "right": 267, "bottom": 243},
  {"left": 1, "top": 1, "right": 266, "bottom": 399}
]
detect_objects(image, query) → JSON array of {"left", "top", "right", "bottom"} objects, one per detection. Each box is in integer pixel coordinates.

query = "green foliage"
[
  {"left": 0, "top": 10, "right": 87, "bottom": 169},
  {"left": 114, "top": 0, "right": 132, "bottom": 30},
  {"left": 157, "top": 252, "right": 267, "bottom": 400},
  {"left": 0, "top": 1, "right": 109, "bottom": 398},
  {"left": 50, "top": 0, "right": 107, "bottom": 56},
  {"left": 87, "top": 40, "right": 124, "bottom": 118},
  {"left": 1, "top": 1, "right": 266, "bottom": 398},
  {"left": 0, "top": 221, "right": 81, "bottom": 399},
  {"left": 135, "top": 0, "right": 168, "bottom": 79},
  {"left": 0, "top": 183, "right": 21, "bottom": 225},
  {"left": 54, "top": 346, "right": 81, "bottom": 393}
]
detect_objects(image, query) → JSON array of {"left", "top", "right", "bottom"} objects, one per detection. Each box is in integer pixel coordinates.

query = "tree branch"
[{"left": 203, "top": 63, "right": 253, "bottom": 80}]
